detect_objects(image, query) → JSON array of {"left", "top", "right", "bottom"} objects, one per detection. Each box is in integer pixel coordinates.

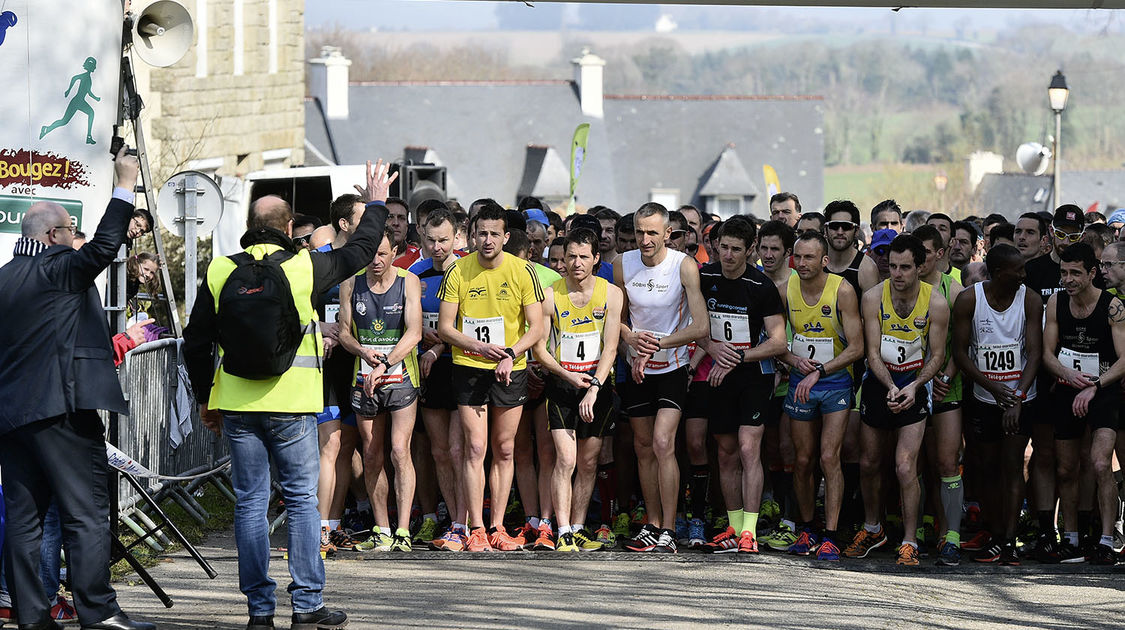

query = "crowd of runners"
[{"left": 307, "top": 187, "right": 1125, "bottom": 567}]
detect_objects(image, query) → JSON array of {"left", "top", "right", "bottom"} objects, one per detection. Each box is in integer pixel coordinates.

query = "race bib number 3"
[
  {"left": 881, "top": 334, "right": 923, "bottom": 373},
  {"left": 462, "top": 316, "right": 504, "bottom": 358},
  {"left": 976, "top": 342, "right": 1021, "bottom": 382},
  {"left": 1058, "top": 347, "right": 1099, "bottom": 380},
  {"left": 360, "top": 344, "right": 404, "bottom": 385},
  {"left": 709, "top": 312, "right": 751, "bottom": 349},
  {"left": 792, "top": 334, "right": 835, "bottom": 362},
  {"left": 559, "top": 330, "right": 601, "bottom": 372}
]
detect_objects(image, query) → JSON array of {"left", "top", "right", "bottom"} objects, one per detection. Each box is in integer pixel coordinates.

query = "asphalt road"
[{"left": 101, "top": 528, "right": 1125, "bottom": 630}]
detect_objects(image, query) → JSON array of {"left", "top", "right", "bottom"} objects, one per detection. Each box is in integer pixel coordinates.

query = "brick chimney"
[
  {"left": 309, "top": 46, "right": 351, "bottom": 120},
  {"left": 571, "top": 48, "right": 606, "bottom": 119}
]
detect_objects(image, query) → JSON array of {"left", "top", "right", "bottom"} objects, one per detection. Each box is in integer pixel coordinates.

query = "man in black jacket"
[{"left": 0, "top": 147, "right": 155, "bottom": 630}]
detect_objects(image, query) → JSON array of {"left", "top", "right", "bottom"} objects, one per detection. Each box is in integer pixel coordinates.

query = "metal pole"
[
  {"left": 1053, "top": 110, "right": 1062, "bottom": 209},
  {"left": 183, "top": 173, "right": 198, "bottom": 316}
]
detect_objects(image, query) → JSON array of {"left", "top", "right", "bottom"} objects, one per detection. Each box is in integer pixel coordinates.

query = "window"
[{"left": 649, "top": 188, "right": 678, "bottom": 210}]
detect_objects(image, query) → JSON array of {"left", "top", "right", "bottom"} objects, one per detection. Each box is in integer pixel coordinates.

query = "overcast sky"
[{"left": 306, "top": 1, "right": 1116, "bottom": 32}]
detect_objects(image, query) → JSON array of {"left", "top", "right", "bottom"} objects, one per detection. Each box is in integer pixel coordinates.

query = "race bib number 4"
[
  {"left": 462, "top": 316, "right": 504, "bottom": 357},
  {"left": 976, "top": 342, "right": 1021, "bottom": 382},
  {"left": 1058, "top": 347, "right": 1099, "bottom": 380},
  {"left": 559, "top": 330, "right": 601, "bottom": 372},
  {"left": 792, "top": 334, "right": 835, "bottom": 363},
  {"left": 709, "top": 312, "right": 751, "bottom": 349},
  {"left": 360, "top": 344, "right": 404, "bottom": 385},
  {"left": 881, "top": 334, "right": 923, "bottom": 373}
]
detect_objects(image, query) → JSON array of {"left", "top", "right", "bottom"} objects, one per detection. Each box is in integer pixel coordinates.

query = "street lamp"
[{"left": 1048, "top": 70, "right": 1069, "bottom": 209}]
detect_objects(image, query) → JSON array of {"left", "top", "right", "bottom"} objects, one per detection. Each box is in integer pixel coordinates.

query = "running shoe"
[
  {"left": 737, "top": 531, "right": 759, "bottom": 554},
  {"left": 843, "top": 527, "right": 888, "bottom": 559},
  {"left": 999, "top": 542, "right": 1021, "bottom": 566},
  {"left": 972, "top": 542, "right": 1002, "bottom": 564},
  {"left": 935, "top": 541, "right": 962, "bottom": 566},
  {"left": 1032, "top": 533, "right": 1060, "bottom": 564},
  {"left": 705, "top": 527, "right": 739, "bottom": 554},
  {"left": 329, "top": 527, "right": 361, "bottom": 552},
  {"left": 594, "top": 524, "right": 616, "bottom": 548},
  {"left": 1088, "top": 543, "right": 1116, "bottom": 566},
  {"left": 961, "top": 530, "right": 992, "bottom": 551},
  {"left": 573, "top": 528, "right": 606, "bottom": 551},
  {"left": 789, "top": 529, "right": 820, "bottom": 556},
  {"left": 630, "top": 505, "right": 648, "bottom": 528},
  {"left": 760, "top": 523, "right": 799, "bottom": 552},
  {"left": 465, "top": 527, "right": 495, "bottom": 552},
  {"left": 760, "top": 499, "right": 781, "bottom": 524},
  {"left": 0, "top": 607, "right": 12, "bottom": 624},
  {"left": 624, "top": 524, "right": 661, "bottom": 552},
  {"left": 389, "top": 534, "right": 413, "bottom": 552},
  {"left": 50, "top": 595, "right": 77, "bottom": 623},
  {"left": 816, "top": 537, "right": 840, "bottom": 561},
  {"left": 675, "top": 516, "right": 690, "bottom": 543},
  {"left": 612, "top": 513, "right": 632, "bottom": 538},
  {"left": 654, "top": 529, "right": 678, "bottom": 554},
  {"left": 431, "top": 527, "right": 465, "bottom": 552},
  {"left": 531, "top": 522, "right": 555, "bottom": 551},
  {"left": 356, "top": 531, "right": 393, "bottom": 552},
  {"left": 513, "top": 522, "right": 536, "bottom": 547},
  {"left": 964, "top": 503, "right": 982, "bottom": 531},
  {"left": 489, "top": 525, "right": 524, "bottom": 551},
  {"left": 556, "top": 533, "right": 580, "bottom": 552},
  {"left": 896, "top": 543, "right": 920, "bottom": 566},
  {"left": 1055, "top": 540, "right": 1085, "bottom": 564},
  {"left": 687, "top": 518, "right": 707, "bottom": 549},
  {"left": 414, "top": 517, "right": 439, "bottom": 544},
  {"left": 320, "top": 526, "right": 337, "bottom": 556}
]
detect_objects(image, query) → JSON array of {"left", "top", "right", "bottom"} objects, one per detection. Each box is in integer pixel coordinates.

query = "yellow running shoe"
[{"left": 556, "top": 532, "right": 580, "bottom": 552}]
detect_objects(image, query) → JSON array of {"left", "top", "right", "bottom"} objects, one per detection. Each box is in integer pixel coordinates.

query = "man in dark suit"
[{"left": 0, "top": 147, "right": 156, "bottom": 630}]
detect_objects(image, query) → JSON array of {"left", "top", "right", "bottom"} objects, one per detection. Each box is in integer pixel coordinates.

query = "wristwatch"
[
  {"left": 1090, "top": 376, "right": 1101, "bottom": 388},
  {"left": 937, "top": 373, "right": 951, "bottom": 385},
  {"left": 378, "top": 356, "right": 393, "bottom": 372},
  {"left": 503, "top": 347, "right": 517, "bottom": 361},
  {"left": 1013, "top": 388, "right": 1026, "bottom": 401},
  {"left": 734, "top": 348, "right": 746, "bottom": 363},
  {"left": 816, "top": 364, "right": 827, "bottom": 378},
  {"left": 589, "top": 376, "right": 602, "bottom": 390}
]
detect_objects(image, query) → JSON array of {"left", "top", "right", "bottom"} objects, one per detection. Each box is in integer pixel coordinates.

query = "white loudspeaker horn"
[
  {"left": 131, "top": 0, "right": 194, "bottom": 68},
  {"left": 1016, "top": 142, "right": 1052, "bottom": 176}
]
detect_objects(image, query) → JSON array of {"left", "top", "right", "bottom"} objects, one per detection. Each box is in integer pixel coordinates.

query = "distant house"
[
  {"left": 304, "top": 47, "right": 824, "bottom": 218},
  {"left": 974, "top": 171, "right": 1125, "bottom": 220}
]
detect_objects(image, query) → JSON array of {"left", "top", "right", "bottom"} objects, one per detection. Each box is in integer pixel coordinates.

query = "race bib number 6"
[{"left": 709, "top": 312, "right": 751, "bottom": 349}]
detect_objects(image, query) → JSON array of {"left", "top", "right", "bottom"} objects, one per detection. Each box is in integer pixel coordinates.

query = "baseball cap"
[
  {"left": 569, "top": 214, "right": 602, "bottom": 235},
  {"left": 524, "top": 208, "right": 549, "bottom": 227},
  {"left": 1053, "top": 204, "right": 1083, "bottom": 229},
  {"left": 870, "top": 228, "right": 897, "bottom": 252},
  {"left": 1107, "top": 208, "right": 1125, "bottom": 228}
]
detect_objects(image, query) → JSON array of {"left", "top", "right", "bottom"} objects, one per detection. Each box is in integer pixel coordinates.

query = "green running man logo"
[{"left": 40, "top": 57, "right": 101, "bottom": 145}]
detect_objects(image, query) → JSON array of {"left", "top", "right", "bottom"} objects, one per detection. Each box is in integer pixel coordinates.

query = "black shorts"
[
  {"left": 525, "top": 364, "right": 548, "bottom": 408},
  {"left": 323, "top": 347, "right": 355, "bottom": 408},
  {"left": 932, "top": 399, "right": 962, "bottom": 415},
  {"left": 683, "top": 380, "right": 710, "bottom": 419},
  {"left": 860, "top": 377, "right": 929, "bottom": 430},
  {"left": 709, "top": 374, "right": 774, "bottom": 434},
  {"left": 622, "top": 367, "right": 689, "bottom": 418},
  {"left": 452, "top": 364, "right": 529, "bottom": 408},
  {"left": 1031, "top": 373, "right": 1055, "bottom": 425},
  {"left": 545, "top": 377, "right": 615, "bottom": 439},
  {"left": 351, "top": 385, "right": 418, "bottom": 417},
  {"left": 966, "top": 397, "right": 1033, "bottom": 442},
  {"left": 764, "top": 393, "right": 784, "bottom": 427},
  {"left": 420, "top": 355, "right": 457, "bottom": 411},
  {"left": 1053, "top": 386, "right": 1120, "bottom": 440}
]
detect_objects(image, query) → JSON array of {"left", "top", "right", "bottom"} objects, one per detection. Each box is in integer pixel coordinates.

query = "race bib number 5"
[
  {"left": 709, "top": 312, "right": 751, "bottom": 349},
  {"left": 462, "top": 316, "right": 504, "bottom": 357},
  {"left": 1058, "top": 347, "right": 1099, "bottom": 380},
  {"left": 881, "top": 334, "right": 923, "bottom": 373}
]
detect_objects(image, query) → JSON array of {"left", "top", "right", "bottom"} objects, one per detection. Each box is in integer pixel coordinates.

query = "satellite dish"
[
  {"left": 1017, "top": 142, "right": 1052, "bottom": 176},
  {"left": 157, "top": 170, "right": 224, "bottom": 237},
  {"left": 131, "top": 0, "right": 194, "bottom": 68}
]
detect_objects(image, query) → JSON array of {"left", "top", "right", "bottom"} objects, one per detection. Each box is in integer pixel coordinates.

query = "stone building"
[{"left": 132, "top": 0, "right": 305, "bottom": 183}]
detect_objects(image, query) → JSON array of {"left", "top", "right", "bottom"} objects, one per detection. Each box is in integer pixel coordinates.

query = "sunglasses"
[
  {"left": 293, "top": 235, "right": 312, "bottom": 246},
  {"left": 1052, "top": 225, "right": 1085, "bottom": 243},
  {"left": 669, "top": 230, "right": 687, "bottom": 239},
  {"left": 826, "top": 221, "right": 856, "bottom": 231},
  {"left": 1099, "top": 260, "right": 1125, "bottom": 270},
  {"left": 872, "top": 246, "right": 889, "bottom": 256}
]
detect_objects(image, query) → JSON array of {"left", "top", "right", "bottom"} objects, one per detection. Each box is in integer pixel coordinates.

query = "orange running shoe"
[
  {"left": 532, "top": 522, "right": 556, "bottom": 551},
  {"left": 465, "top": 527, "right": 494, "bottom": 552},
  {"left": 737, "top": 531, "right": 759, "bottom": 553},
  {"left": 896, "top": 543, "right": 920, "bottom": 566},
  {"left": 843, "top": 526, "right": 887, "bottom": 559},
  {"left": 489, "top": 525, "right": 524, "bottom": 551},
  {"left": 704, "top": 527, "right": 739, "bottom": 554},
  {"left": 513, "top": 522, "right": 536, "bottom": 547},
  {"left": 320, "top": 526, "right": 337, "bottom": 556},
  {"left": 431, "top": 527, "right": 465, "bottom": 552}
]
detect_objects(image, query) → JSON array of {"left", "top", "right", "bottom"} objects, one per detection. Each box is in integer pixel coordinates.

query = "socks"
[
  {"left": 1100, "top": 534, "right": 1114, "bottom": 547},
  {"left": 865, "top": 522, "right": 882, "bottom": 534},
  {"left": 328, "top": 519, "right": 341, "bottom": 531},
  {"left": 940, "top": 475, "right": 964, "bottom": 548},
  {"left": 727, "top": 509, "right": 744, "bottom": 534},
  {"left": 558, "top": 525, "right": 572, "bottom": 536},
  {"left": 356, "top": 499, "right": 371, "bottom": 512},
  {"left": 321, "top": 520, "right": 330, "bottom": 529},
  {"left": 527, "top": 516, "right": 541, "bottom": 530},
  {"left": 573, "top": 523, "right": 584, "bottom": 533},
  {"left": 824, "top": 529, "right": 838, "bottom": 543},
  {"left": 688, "top": 464, "right": 709, "bottom": 520},
  {"left": 742, "top": 512, "right": 759, "bottom": 537},
  {"left": 423, "top": 512, "right": 437, "bottom": 522},
  {"left": 1064, "top": 531, "right": 1079, "bottom": 546},
  {"left": 453, "top": 522, "right": 467, "bottom": 533}
]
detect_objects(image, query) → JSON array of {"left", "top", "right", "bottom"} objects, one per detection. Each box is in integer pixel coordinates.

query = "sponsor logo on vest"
[
  {"left": 238, "top": 285, "right": 263, "bottom": 295},
  {"left": 803, "top": 322, "right": 826, "bottom": 333},
  {"left": 593, "top": 307, "right": 605, "bottom": 320},
  {"left": 372, "top": 319, "right": 385, "bottom": 333},
  {"left": 890, "top": 323, "right": 912, "bottom": 333},
  {"left": 356, "top": 301, "right": 367, "bottom": 316},
  {"left": 913, "top": 316, "right": 927, "bottom": 329},
  {"left": 468, "top": 287, "right": 487, "bottom": 299},
  {"left": 821, "top": 304, "right": 832, "bottom": 316},
  {"left": 570, "top": 316, "right": 593, "bottom": 327}
]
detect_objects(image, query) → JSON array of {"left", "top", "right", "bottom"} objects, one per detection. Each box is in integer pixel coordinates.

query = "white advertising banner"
[{"left": 0, "top": 0, "right": 123, "bottom": 264}]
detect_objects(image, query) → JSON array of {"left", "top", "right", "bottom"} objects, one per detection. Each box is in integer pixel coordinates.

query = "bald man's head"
[
  {"left": 22, "top": 201, "right": 73, "bottom": 246},
  {"left": 248, "top": 195, "right": 293, "bottom": 234}
]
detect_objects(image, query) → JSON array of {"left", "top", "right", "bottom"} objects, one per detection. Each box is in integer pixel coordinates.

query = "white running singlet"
[
  {"left": 622, "top": 248, "right": 690, "bottom": 374},
  {"left": 970, "top": 282, "right": 1037, "bottom": 404}
]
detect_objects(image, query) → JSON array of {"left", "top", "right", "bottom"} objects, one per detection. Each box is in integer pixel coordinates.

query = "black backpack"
[{"left": 216, "top": 251, "right": 310, "bottom": 380}]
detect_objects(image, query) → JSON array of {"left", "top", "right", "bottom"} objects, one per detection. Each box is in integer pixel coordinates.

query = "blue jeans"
[
  {"left": 224, "top": 412, "right": 324, "bottom": 616},
  {"left": 40, "top": 502, "right": 62, "bottom": 599}
]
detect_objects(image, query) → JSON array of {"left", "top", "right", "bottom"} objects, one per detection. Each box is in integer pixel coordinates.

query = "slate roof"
[
  {"left": 973, "top": 170, "right": 1125, "bottom": 220},
  {"left": 698, "top": 143, "right": 760, "bottom": 198},
  {"left": 305, "top": 79, "right": 824, "bottom": 216}
]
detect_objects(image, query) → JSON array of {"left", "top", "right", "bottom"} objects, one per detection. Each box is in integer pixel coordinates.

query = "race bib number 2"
[
  {"left": 462, "top": 316, "right": 504, "bottom": 357},
  {"left": 792, "top": 334, "right": 835, "bottom": 363}
]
